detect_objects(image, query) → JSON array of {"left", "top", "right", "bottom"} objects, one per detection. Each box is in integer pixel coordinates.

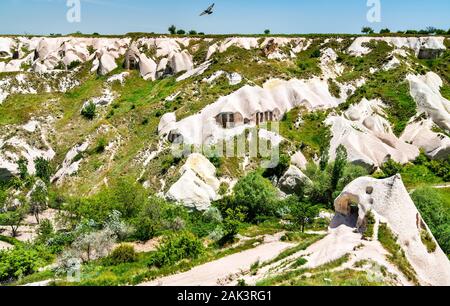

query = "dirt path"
[{"left": 139, "top": 233, "right": 293, "bottom": 286}]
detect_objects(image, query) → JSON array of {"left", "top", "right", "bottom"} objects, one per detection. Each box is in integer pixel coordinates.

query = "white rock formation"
[
  {"left": 168, "top": 50, "right": 194, "bottom": 74},
  {"left": 335, "top": 175, "right": 450, "bottom": 286},
  {"left": 97, "top": 52, "right": 118, "bottom": 76},
  {"left": 161, "top": 77, "right": 342, "bottom": 145},
  {"left": 407, "top": 72, "right": 450, "bottom": 131},
  {"left": 401, "top": 117, "right": 450, "bottom": 159},
  {"left": 278, "top": 165, "right": 311, "bottom": 194},
  {"left": 166, "top": 153, "right": 220, "bottom": 210},
  {"left": 291, "top": 150, "right": 308, "bottom": 170},
  {"left": 52, "top": 141, "right": 90, "bottom": 183},
  {"left": 139, "top": 54, "right": 157, "bottom": 81},
  {"left": 348, "top": 37, "right": 446, "bottom": 57},
  {"left": 326, "top": 98, "right": 419, "bottom": 169}
]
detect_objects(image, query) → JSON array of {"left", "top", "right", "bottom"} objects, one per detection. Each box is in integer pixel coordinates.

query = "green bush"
[
  {"left": 81, "top": 102, "right": 96, "bottom": 120},
  {"left": 148, "top": 232, "right": 205, "bottom": 268},
  {"left": 107, "top": 244, "right": 137, "bottom": 265},
  {"left": 223, "top": 172, "right": 278, "bottom": 222},
  {"left": 0, "top": 247, "right": 43, "bottom": 282},
  {"left": 411, "top": 187, "right": 450, "bottom": 255},
  {"left": 34, "top": 157, "right": 52, "bottom": 183}
]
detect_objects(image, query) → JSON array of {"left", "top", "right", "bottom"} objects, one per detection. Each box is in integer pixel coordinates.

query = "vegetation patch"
[{"left": 378, "top": 223, "right": 419, "bottom": 285}]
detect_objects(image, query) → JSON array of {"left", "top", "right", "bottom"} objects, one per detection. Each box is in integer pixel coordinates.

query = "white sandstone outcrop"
[
  {"left": 160, "top": 77, "right": 342, "bottom": 145},
  {"left": 401, "top": 117, "right": 450, "bottom": 159},
  {"left": 168, "top": 50, "right": 194, "bottom": 74},
  {"left": 52, "top": 141, "right": 90, "bottom": 183},
  {"left": 334, "top": 175, "right": 450, "bottom": 286},
  {"left": 166, "top": 153, "right": 220, "bottom": 210},
  {"left": 407, "top": 72, "right": 450, "bottom": 131},
  {"left": 326, "top": 99, "right": 419, "bottom": 169},
  {"left": 291, "top": 151, "right": 308, "bottom": 170},
  {"left": 278, "top": 165, "right": 311, "bottom": 194},
  {"left": 139, "top": 54, "right": 157, "bottom": 81},
  {"left": 348, "top": 37, "right": 446, "bottom": 57}
]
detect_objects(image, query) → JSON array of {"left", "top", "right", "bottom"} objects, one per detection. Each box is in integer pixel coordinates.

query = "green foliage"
[
  {"left": 221, "top": 207, "right": 246, "bottom": 244},
  {"left": 29, "top": 182, "right": 48, "bottom": 224},
  {"left": 328, "top": 79, "right": 341, "bottom": 98},
  {"left": 17, "top": 158, "right": 28, "bottom": 180},
  {"left": 224, "top": 172, "right": 278, "bottom": 222},
  {"left": 94, "top": 137, "right": 107, "bottom": 154},
  {"left": 0, "top": 246, "right": 43, "bottom": 283},
  {"left": 34, "top": 157, "right": 52, "bottom": 183},
  {"left": 264, "top": 29, "right": 271, "bottom": 35},
  {"left": 67, "top": 60, "right": 82, "bottom": 70},
  {"left": 380, "top": 158, "right": 403, "bottom": 177},
  {"left": 262, "top": 153, "right": 290, "bottom": 179},
  {"left": 378, "top": 223, "right": 419, "bottom": 284},
  {"left": 361, "top": 27, "right": 375, "bottom": 34},
  {"left": 107, "top": 245, "right": 137, "bottom": 265},
  {"left": 420, "top": 229, "right": 437, "bottom": 253},
  {"left": 36, "top": 219, "right": 54, "bottom": 242},
  {"left": 363, "top": 211, "right": 375, "bottom": 240},
  {"left": 0, "top": 206, "right": 27, "bottom": 237},
  {"left": 148, "top": 232, "right": 205, "bottom": 268},
  {"left": 81, "top": 101, "right": 96, "bottom": 120},
  {"left": 331, "top": 145, "right": 347, "bottom": 191},
  {"left": 285, "top": 196, "right": 320, "bottom": 232},
  {"left": 279, "top": 108, "right": 331, "bottom": 156},
  {"left": 411, "top": 187, "right": 450, "bottom": 255},
  {"left": 168, "top": 25, "right": 177, "bottom": 34},
  {"left": 131, "top": 196, "right": 173, "bottom": 241},
  {"left": 380, "top": 28, "right": 391, "bottom": 34},
  {"left": 176, "top": 29, "right": 186, "bottom": 35}
]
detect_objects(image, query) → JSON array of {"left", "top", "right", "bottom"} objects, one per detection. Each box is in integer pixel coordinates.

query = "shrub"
[
  {"left": 148, "top": 232, "right": 205, "bottom": 268},
  {"left": 132, "top": 197, "right": 170, "bottom": 241},
  {"left": 81, "top": 102, "right": 96, "bottom": 120},
  {"left": 107, "top": 244, "right": 137, "bottom": 265},
  {"left": 168, "top": 25, "right": 177, "bottom": 35},
  {"left": 34, "top": 157, "right": 52, "bottom": 183},
  {"left": 229, "top": 172, "right": 278, "bottom": 222},
  {"left": 220, "top": 207, "right": 246, "bottom": 244},
  {"left": 94, "top": 137, "right": 107, "bottom": 154},
  {"left": 411, "top": 187, "right": 450, "bottom": 255},
  {"left": 380, "top": 158, "right": 402, "bottom": 177},
  {"left": 0, "top": 247, "right": 42, "bottom": 282}
]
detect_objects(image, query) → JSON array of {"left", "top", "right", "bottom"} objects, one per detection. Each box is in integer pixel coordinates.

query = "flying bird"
[{"left": 200, "top": 3, "right": 215, "bottom": 16}]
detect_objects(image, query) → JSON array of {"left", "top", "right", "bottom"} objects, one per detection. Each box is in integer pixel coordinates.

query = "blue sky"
[{"left": 0, "top": 0, "right": 449, "bottom": 35}]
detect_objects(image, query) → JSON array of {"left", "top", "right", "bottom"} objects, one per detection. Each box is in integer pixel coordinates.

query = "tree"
[
  {"left": 286, "top": 196, "right": 319, "bottom": 232},
  {"left": 232, "top": 172, "right": 277, "bottom": 222},
  {"left": 264, "top": 29, "right": 271, "bottom": 35},
  {"left": 176, "top": 29, "right": 186, "bottom": 35},
  {"left": 132, "top": 197, "right": 168, "bottom": 241},
  {"left": 331, "top": 145, "right": 348, "bottom": 192},
  {"left": 380, "top": 28, "right": 391, "bottom": 34},
  {"left": 380, "top": 157, "right": 402, "bottom": 177},
  {"left": 221, "top": 207, "right": 246, "bottom": 244},
  {"left": 29, "top": 180, "right": 48, "bottom": 224},
  {"left": 362, "top": 27, "right": 375, "bottom": 34},
  {"left": 81, "top": 101, "right": 96, "bottom": 120},
  {"left": 319, "top": 146, "right": 329, "bottom": 171},
  {"left": 17, "top": 158, "right": 28, "bottom": 180},
  {"left": 34, "top": 157, "right": 52, "bottom": 183},
  {"left": 168, "top": 25, "right": 177, "bottom": 35},
  {"left": 189, "top": 30, "right": 197, "bottom": 35},
  {"left": 0, "top": 206, "right": 27, "bottom": 237}
]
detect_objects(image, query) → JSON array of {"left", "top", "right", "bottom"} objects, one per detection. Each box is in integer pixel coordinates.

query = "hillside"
[{"left": 0, "top": 35, "right": 450, "bottom": 286}]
